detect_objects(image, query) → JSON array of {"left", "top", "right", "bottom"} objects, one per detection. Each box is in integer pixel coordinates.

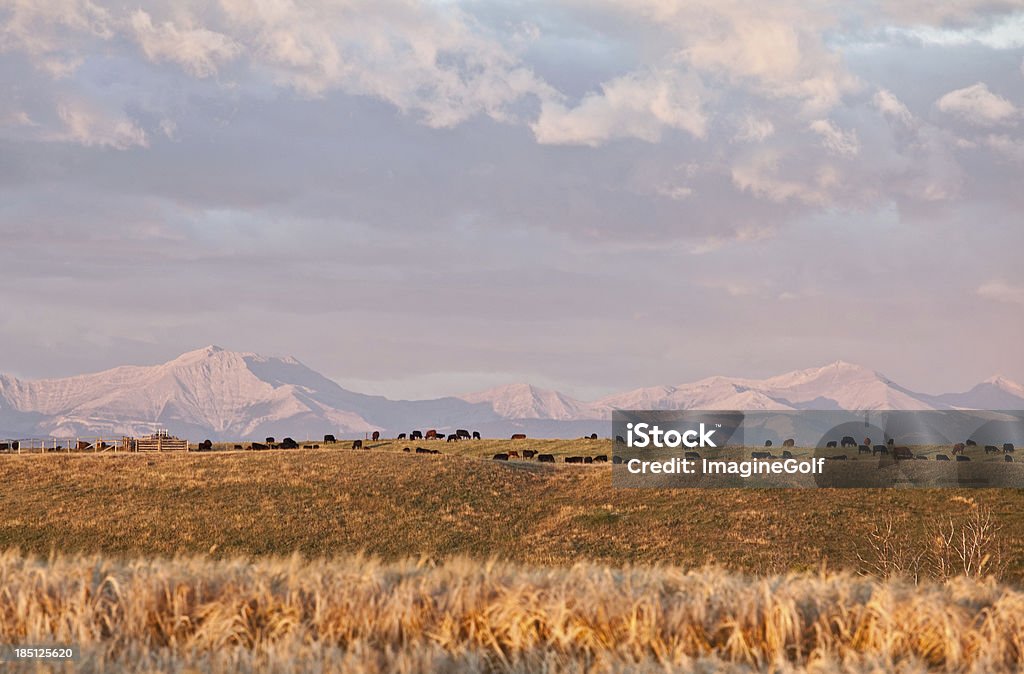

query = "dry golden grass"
[
  {"left": 1, "top": 550, "right": 1023, "bottom": 673},
  {"left": 1, "top": 444, "right": 1023, "bottom": 581}
]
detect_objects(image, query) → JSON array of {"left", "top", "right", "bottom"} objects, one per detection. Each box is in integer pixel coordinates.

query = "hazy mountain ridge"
[{"left": 1, "top": 348, "right": 1021, "bottom": 440}]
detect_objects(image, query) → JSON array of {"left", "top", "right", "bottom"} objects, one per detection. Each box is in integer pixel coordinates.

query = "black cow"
[
  {"left": 324, "top": 434, "right": 337, "bottom": 443},
  {"left": 783, "top": 438, "right": 796, "bottom": 448},
  {"left": 456, "top": 429, "right": 471, "bottom": 439},
  {"left": 234, "top": 444, "right": 243, "bottom": 450},
  {"left": 956, "top": 455, "right": 971, "bottom": 462},
  {"left": 858, "top": 445, "right": 872, "bottom": 454},
  {"left": 781, "top": 451, "right": 794, "bottom": 459},
  {"left": 447, "top": 435, "right": 459, "bottom": 443},
  {"left": 565, "top": 456, "right": 585, "bottom": 464},
  {"left": 522, "top": 450, "right": 537, "bottom": 459},
  {"left": 1006, "top": 455, "right": 1014, "bottom": 463},
  {"left": 966, "top": 439, "right": 977, "bottom": 447},
  {"left": 266, "top": 437, "right": 275, "bottom": 444},
  {"left": 684, "top": 451, "right": 701, "bottom": 460},
  {"left": 493, "top": 453, "right": 509, "bottom": 461},
  {"left": 873, "top": 446, "right": 889, "bottom": 456},
  {"left": 415, "top": 447, "right": 430, "bottom": 454},
  {"left": 764, "top": 440, "right": 773, "bottom": 447},
  {"left": 1004, "top": 443, "right": 1015, "bottom": 453},
  {"left": 841, "top": 436, "right": 857, "bottom": 448},
  {"left": 829, "top": 455, "right": 848, "bottom": 460},
  {"left": 611, "top": 456, "right": 623, "bottom": 464},
  {"left": 403, "top": 447, "right": 411, "bottom": 452},
  {"left": 411, "top": 431, "right": 423, "bottom": 440},
  {"left": 590, "top": 433, "right": 598, "bottom": 440},
  {"left": 429, "top": 449, "right": 441, "bottom": 455},
  {"left": 281, "top": 437, "right": 299, "bottom": 449},
  {"left": 250, "top": 442, "right": 268, "bottom": 450},
  {"left": 594, "top": 455, "right": 608, "bottom": 462},
  {"left": 751, "top": 451, "right": 772, "bottom": 459},
  {"left": 396, "top": 433, "right": 406, "bottom": 441},
  {"left": 826, "top": 441, "right": 838, "bottom": 448},
  {"left": 472, "top": 431, "right": 481, "bottom": 440},
  {"left": 371, "top": 431, "right": 380, "bottom": 441},
  {"left": 198, "top": 439, "right": 213, "bottom": 451},
  {"left": 985, "top": 445, "right": 1000, "bottom": 454},
  {"left": 887, "top": 438, "right": 895, "bottom": 447},
  {"left": 936, "top": 454, "right": 950, "bottom": 461},
  {"left": 584, "top": 457, "right": 593, "bottom": 464},
  {"left": 538, "top": 454, "right": 556, "bottom": 463},
  {"left": 352, "top": 440, "right": 363, "bottom": 449}
]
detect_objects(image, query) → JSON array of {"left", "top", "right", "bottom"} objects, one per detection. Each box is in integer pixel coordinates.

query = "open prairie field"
[
  {"left": 2, "top": 551, "right": 1024, "bottom": 673},
  {"left": 1, "top": 440, "right": 1022, "bottom": 580}
]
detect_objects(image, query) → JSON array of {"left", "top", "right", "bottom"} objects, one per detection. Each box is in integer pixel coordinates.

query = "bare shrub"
[
  {"left": 931, "top": 503, "right": 1007, "bottom": 580},
  {"left": 857, "top": 513, "right": 925, "bottom": 582}
]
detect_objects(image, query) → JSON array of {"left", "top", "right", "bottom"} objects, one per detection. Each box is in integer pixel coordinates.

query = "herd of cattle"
[{"left": 755, "top": 436, "right": 1015, "bottom": 463}]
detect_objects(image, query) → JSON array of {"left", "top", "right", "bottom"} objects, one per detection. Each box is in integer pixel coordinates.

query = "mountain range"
[{"left": 1, "top": 346, "right": 1022, "bottom": 440}]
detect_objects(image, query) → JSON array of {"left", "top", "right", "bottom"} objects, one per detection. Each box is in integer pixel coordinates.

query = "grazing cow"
[
  {"left": 403, "top": 447, "right": 411, "bottom": 452},
  {"left": 456, "top": 429, "right": 471, "bottom": 439},
  {"left": 1006, "top": 455, "right": 1014, "bottom": 463},
  {"left": 472, "top": 431, "right": 481, "bottom": 440},
  {"left": 611, "top": 455, "right": 623, "bottom": 464},
  {"left": 447, "top": 435, "right": 459, "bottom": 443},
  {"left": 0, "top": 443, "right": 8, "bottom": 451},
  {"left": 429, "top": 449, "right": 441, "bottom": 455},
  {"left": 538, "top": 454, "right": 556, "bottom": 463},
  {"left": 915, "top": 455, "right": 927, "bottom": 460},
  {"left": 751, "top": 451, "right": 772, "bottom": 459},
  {"left": 352, "top": 440, "right": 363, "bottom": 449},
  {"left": 234, "top": 444, "right": 243, "bottom": 450},
  {"left": 783, "top": 438, "right": 796, "bottom": 448},
  {"left": 841, "top": 436, "right": 857, "bottom": 448},
  {"left": 826, "top": 441, "right": 838, "bottom": 448},
  {"left": 858, "top": 445, "right": 872, "bottom": 454},
  {"left": 522, "top": 450, "right": 537, "bottom": 459},
  {"left": 371, "top": 431, "right": 380, "bottom": 441},
  {"left": 493, "top": 453, "right": 509, "bottom": 461},
  {"left": 590, "top": 433, "right": 598, "bottom": 440},
  {"left": 764, "top": 440, "right": 773, "bottom": 447},
  {"left": 830, "top": 455, "right": 848, "bottom": 461},
  {"left": 594, "top": 455, "right": 608, "bottom": 462},
  {"left": 281, "top": 437, "right": 298, "bottom": 449},
  {"left": 266, "top": 437, "right": 275, "bottom": 444},
  {"left": 565, "top": 456, "right": 585, "bottom": 464},
  {"left": 583, "top": 457, "right": 593, "bottom": 464},
  {"left": 985, "top": 445, "right": 1000, "bottom": 454},
  {"left": 1004, "top": 443, "right": 1015, "bottom": 453},
  {"left": 873, "top": 446, "right": 890, "bottom": 456},
  {"left": 411, "top": 431, "right": 423, "bottom": 440},
  {"left": 396, "top": 433, "right": 406, "bottom": 441},
  {"left": 507, "top": 451, "right": 520, "bottom": 459},
  {"left": 425, "top": 429, "right": 438, "bottom": 439},
  {"left": 892, "top": 446, "right": 913, "bottom": 461},
  {"left": 415, "top": 447, "right": 430, "bottom": 454},
  {"left": 782, "top": 450, "right": 794, "bottom": 459},
  {"left": 952, "top": 443, "right": 966, "bottom": 455},
  {"left": 435, "top": 434, "right": 446, "bottom": 440},
  {"left": 199, "top": 439, "right": 213, "bottom": 451},
  {"left": 956, "top": 455, "right": 971, "bottom": 462},
  {"left": 966, "top": 439, "right": 977, "bottom": 447},
  {"left": 685, "top": 451, "right": 701, "bottom": 460},
  {"left": 936, "top": 454, "right": 950, "bottom": 461},
  {"left": 250, "top": 442, "right": 268, "bottom": 450},
  {"left": 511, "top": 433, "right": 527, "bottom": 440},
  {"left": 324, "top": 434, "right": 337, "bottom": 443}
]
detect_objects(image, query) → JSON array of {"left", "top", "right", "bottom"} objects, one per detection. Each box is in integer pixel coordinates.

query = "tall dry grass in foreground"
[{"left": 1, "top": 551, "right": 1023, "bottom": 673}]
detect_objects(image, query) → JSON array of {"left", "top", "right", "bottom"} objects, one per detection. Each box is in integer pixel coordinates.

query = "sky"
[{"left": 0, "top": 0, "right": 1022, "bottom": 400}]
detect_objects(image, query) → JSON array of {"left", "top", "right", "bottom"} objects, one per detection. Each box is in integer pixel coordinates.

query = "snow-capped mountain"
[
  {"left": 0, "top": 349, "right": 1021, "bottom": 440},
  {"left": 458, "top": 383, "right": 598, "bottom": 420}
]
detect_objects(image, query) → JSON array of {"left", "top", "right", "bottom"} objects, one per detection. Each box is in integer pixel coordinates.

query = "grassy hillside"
[
  {"left": 1, "top": 442, "right": 1022, "bottom": 579},
  {"left": 2, "top": 551, "right": 1023, "bottom": 673}
]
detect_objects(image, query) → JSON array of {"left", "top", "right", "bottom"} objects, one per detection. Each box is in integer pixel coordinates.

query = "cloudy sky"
[{"left": 1, "top": 0, "right": 1022, "bottom": 399}]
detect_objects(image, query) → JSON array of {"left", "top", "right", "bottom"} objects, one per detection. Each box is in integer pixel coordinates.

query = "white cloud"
[
  {"left": 54, "top": 101, "right": 148, "bottom": 149},
  {"left": 734, "top": 115, "right": 775, "bottom": 142},
  {"left": 936, "top": 83, "right": 1019, "bottom": 126},
  {"left": 977, "top": 281, "right": 1024, "bottom": 305},
  {"left": 731, "top": 150, "right": 829, "bottom": 204},
  {"left": 809, "top": 119, "right": 860, "bottom": 157},
  {"left": 983, "top": 134, "right": 1024, "bottom": 162},
  {"left": 873, "top": 89, "right": 915, "bottom": 126},
  {"left": 130, "top": 10, "right": 241, "bottom": 78},
  {"left": 532, "top": 69, "right": 707, "bottom": 145}
]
